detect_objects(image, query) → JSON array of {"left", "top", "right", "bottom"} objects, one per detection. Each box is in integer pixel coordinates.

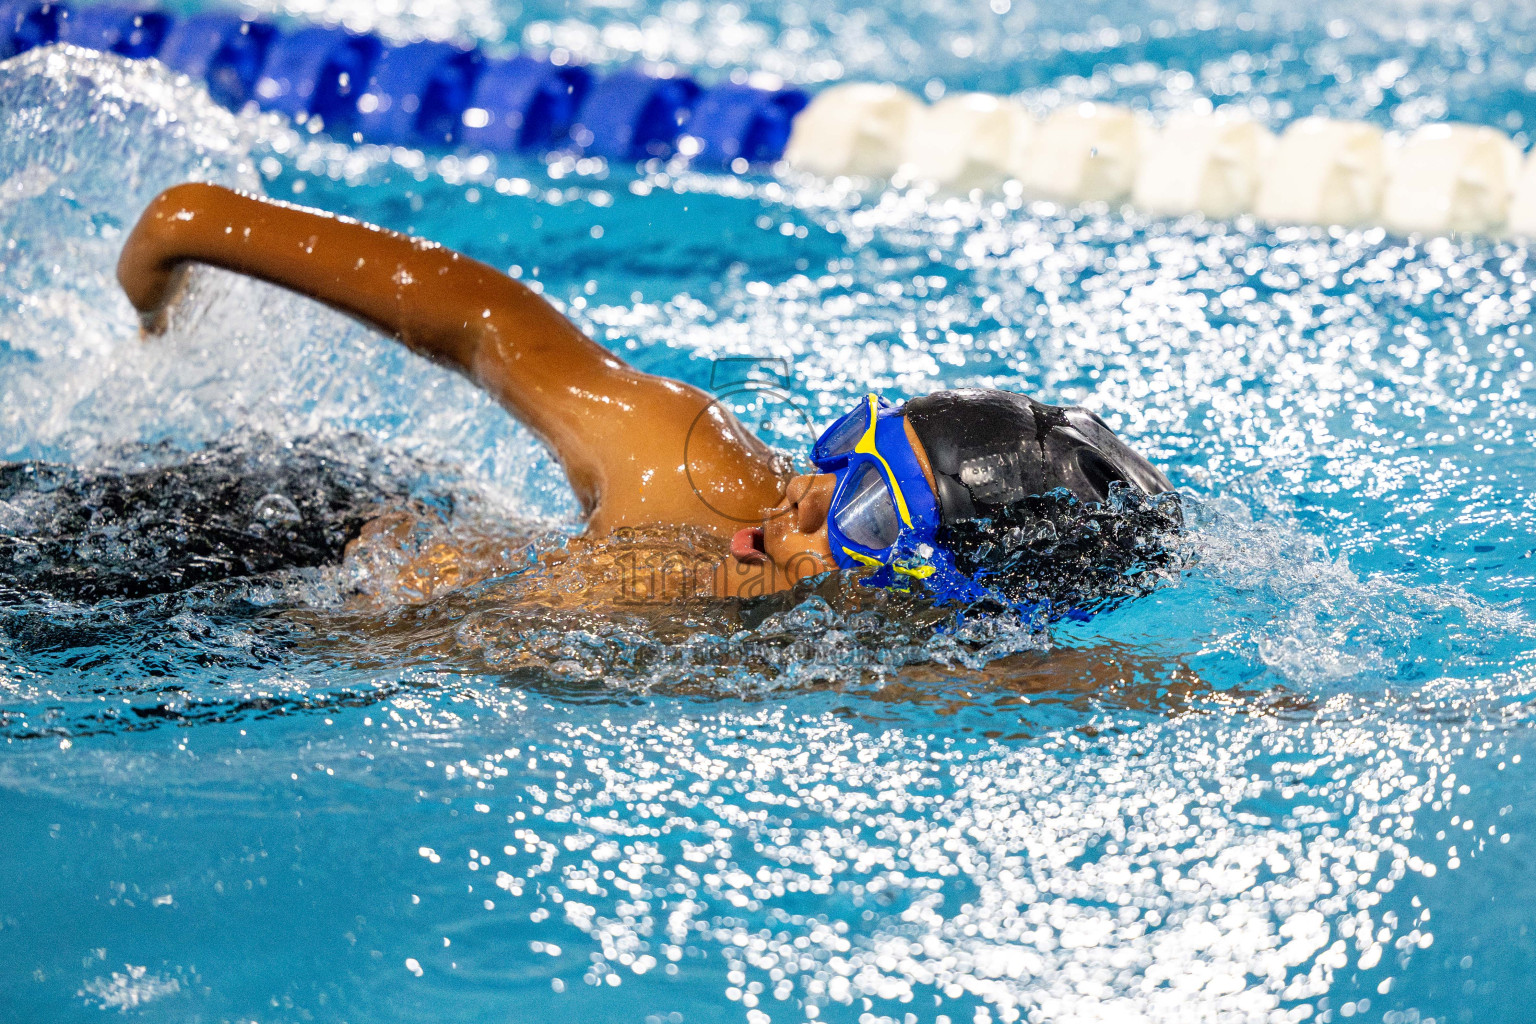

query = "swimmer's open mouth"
[{"left": 731, "top": 526, "right": 767, "bottom": 564}]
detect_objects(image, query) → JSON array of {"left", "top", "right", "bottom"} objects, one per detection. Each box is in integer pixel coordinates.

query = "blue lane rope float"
[
  {"left": 8, "top": 0, "right": 1536, "bottom": 237},
  {"left": 0, "top": 0, "right": 807, "bottom": 165},
  {"left": 568, "top": 68, "right": 699, "bottom": 160},
  {"left": 252, "top": 25, "right": 380, "bottom": 126},
  {"left": 356, "top": 40, "right": 482, "bottom": 146},
  {"left": 157, "top": 12, "right": 277, "bottom": 109},
  {"left": 0, "top": 0, "right": 69, "bottom": 58},
  {"left": 682, "top": 82, "right": 808, "bottom": 168},
  {"left": 57, "top": 4, "right": 168, "bottom": 58},
  {"left": 459, "top": 55, "right": 591, "bottom": 153}
]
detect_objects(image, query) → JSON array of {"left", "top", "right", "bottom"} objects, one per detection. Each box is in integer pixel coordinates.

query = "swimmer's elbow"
[{"left": 469, "top": 304, "right": 619, "bottom": 384}]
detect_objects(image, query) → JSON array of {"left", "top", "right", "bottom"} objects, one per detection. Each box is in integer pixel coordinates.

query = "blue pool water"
[{"left": 6, "top": 1, "right": 1536, "bottom": 1021}]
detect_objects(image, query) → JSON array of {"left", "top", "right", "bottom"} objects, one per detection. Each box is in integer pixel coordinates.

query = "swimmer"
[{"left": 117, "top": 183, "right": 1175, "bottom": 608}]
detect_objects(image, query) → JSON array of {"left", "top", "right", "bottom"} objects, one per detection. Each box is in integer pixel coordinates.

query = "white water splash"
[
  {"left": 0, "top": 47, "right": 572, "bottom": 518},
  {"left": 77, "top": 964, "right": 180, "bottom": 1011}
]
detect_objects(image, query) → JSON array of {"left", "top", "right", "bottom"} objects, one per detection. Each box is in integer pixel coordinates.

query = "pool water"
[{"left": 5, "top": 1, "right": 1536, "bottom": 1021}]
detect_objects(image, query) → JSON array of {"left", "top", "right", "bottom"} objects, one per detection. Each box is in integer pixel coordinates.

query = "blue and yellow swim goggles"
[{"left": 812, "top": 394, "right": 983, "bottom": 602}]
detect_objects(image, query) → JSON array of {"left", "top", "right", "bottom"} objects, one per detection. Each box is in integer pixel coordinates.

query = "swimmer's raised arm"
[{"left": 117, "top": 183, "right": 787, "bottom": 534}]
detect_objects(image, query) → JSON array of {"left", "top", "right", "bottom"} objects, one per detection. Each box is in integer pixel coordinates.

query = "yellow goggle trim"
[
  {"left": 842, "top": 548, "right": 935, "bottom": 581},
  {"left": 851, "top": 394, "right": 914, "bottom": 529},
  {"left": 841, "top": 546, "right": 884, "bottom": 568}
]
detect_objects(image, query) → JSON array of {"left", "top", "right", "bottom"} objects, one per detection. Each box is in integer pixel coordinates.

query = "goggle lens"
[{"left": 833, "top": 464, "right": 901, "bottom": 551}]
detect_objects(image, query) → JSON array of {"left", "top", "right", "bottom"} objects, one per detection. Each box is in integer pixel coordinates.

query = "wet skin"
[
  {"left": 738, "top": 418, "right": 940, "bottom": 593},
  {"left": 117, "top": 183, "right": 921, "bottom": 599}
]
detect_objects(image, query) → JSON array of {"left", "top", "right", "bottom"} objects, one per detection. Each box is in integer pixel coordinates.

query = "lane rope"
[{"left": 4, "top": 0, "right": 1534, "bottom": 236}]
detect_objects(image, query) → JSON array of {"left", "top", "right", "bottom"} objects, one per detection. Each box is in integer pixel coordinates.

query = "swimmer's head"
[{"left": 750, "top": 388, "right": 1179, "bottom": 610}]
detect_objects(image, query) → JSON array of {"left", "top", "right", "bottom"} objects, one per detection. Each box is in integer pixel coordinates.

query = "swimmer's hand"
[{"left": 121, "top": 257, "right": 191, "bottom": 335}]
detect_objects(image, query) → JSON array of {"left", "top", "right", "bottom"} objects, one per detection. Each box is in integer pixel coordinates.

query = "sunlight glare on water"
[{"left": 4, "top": 0, "right": 1536, "bottom": 1020}]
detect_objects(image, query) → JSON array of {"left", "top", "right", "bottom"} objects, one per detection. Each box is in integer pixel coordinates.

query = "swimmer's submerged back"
[{"left": 0, "top": 436, "right": 415, "bottom": 602}]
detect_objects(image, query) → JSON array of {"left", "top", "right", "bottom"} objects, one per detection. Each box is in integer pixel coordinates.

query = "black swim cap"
[
  {"left": 903, "top": 388, "right": 1171, "bottom": 524},
  {"left": 902, "top": 389, "right": 1181, "bottom": 614}
]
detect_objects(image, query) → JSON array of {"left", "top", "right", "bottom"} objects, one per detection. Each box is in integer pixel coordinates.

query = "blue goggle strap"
[{"left": 824, "top": 402, "right": 941, "bottom": 567}]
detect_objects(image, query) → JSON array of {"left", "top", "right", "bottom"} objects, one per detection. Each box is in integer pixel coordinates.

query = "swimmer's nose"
[{"left": 784, "top": 473, "right": 836, "bottom": 535}]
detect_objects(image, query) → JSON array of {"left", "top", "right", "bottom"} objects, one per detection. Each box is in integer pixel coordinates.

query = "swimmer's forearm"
[
  {"left": 116, "top": 182, "right": 629, "bottom": 411},
  {"left": 117, "top": 184, "right": 663, "bottom": 509}
]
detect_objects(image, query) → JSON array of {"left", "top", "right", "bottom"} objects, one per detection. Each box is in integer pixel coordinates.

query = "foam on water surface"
[{"left": 3, "top": 6, "right": 1536, "bottom": 1022}]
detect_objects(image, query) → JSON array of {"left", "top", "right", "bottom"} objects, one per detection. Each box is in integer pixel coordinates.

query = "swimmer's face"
[
  {"left": 762, "top": 472, "right": 839, "bottom": 582},
  {"left": 716, "top": 420, "right": 936, "bottom": 598},
  {"left": 712, "top": 472, "right": 836, "bottom": 598}
]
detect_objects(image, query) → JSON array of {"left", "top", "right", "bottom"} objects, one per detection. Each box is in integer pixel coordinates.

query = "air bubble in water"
[{"left": 251, "top": 493, "right": 303, "bottom": 527}]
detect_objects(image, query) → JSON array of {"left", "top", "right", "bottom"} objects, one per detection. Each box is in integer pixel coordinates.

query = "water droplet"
[{"left": 251, "top": 493, "right": 302, "bottom": 528}]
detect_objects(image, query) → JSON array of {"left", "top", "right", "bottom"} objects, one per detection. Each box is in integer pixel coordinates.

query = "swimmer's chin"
[{"left": 714, "top": 542, "right": 835, "bottom": 599}]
